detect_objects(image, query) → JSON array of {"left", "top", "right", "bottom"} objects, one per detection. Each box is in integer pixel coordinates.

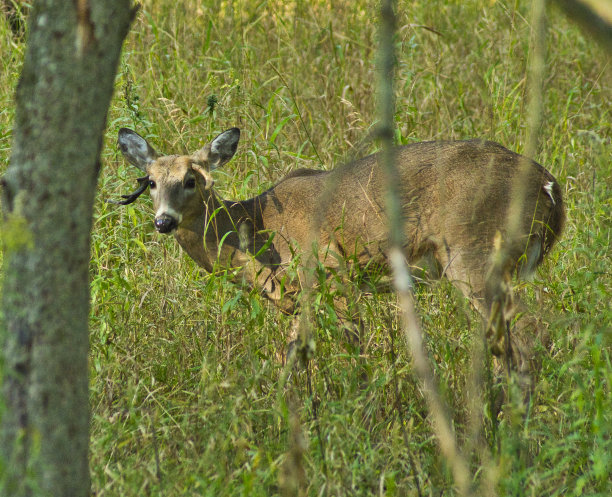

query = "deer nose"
[{"left": 154, "top": 215, "right": 178, "bottom": 233}]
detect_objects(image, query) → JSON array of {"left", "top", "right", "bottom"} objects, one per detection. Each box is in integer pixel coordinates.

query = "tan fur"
[{"left": 116, "top": 128, "right": 565, "bottom": 354}]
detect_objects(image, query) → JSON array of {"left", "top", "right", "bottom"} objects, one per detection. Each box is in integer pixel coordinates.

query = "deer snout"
[{"left": 154, "top": 214, "right": 178, "bottom": 234}]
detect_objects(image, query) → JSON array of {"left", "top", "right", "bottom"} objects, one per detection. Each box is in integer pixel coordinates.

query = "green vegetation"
[{"left": 1, "top": 0, "right": 610, "bottom": 495}]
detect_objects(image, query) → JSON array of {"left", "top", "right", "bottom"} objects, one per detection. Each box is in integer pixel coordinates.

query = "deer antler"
[{"left": 107, "top": 176, "right": 150, "bottom": 205}]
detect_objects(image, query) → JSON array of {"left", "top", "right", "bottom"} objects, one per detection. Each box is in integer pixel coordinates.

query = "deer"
[{"left": 111, "top": 127, "right": 564, "bottom": 376}]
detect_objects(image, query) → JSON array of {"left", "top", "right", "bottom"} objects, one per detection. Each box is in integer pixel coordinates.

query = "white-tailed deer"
[{"left": 112, "top": 127, "right": 564, "bottom": 368}]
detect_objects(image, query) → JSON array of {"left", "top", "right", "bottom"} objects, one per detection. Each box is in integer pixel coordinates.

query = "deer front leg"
[
  {"left": 331, "top": 293, "right": 365, "bottom": 354},
  {"left": 282, "top": 291, "right": 364, "bottom": 365}
]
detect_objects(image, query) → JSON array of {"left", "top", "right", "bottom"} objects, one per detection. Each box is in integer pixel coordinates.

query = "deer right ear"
[{"left": 117, "top": 128, "right": 159, "bottom": 172}]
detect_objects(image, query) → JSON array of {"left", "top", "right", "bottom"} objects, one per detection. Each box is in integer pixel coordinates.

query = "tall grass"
[{"left": 1, "top": 0, "right": 610, "bottom": 495}]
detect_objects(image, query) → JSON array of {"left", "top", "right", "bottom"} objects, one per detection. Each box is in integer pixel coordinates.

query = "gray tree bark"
[{"left": 0, "top": 1, "right": 135, "bottom": 496}]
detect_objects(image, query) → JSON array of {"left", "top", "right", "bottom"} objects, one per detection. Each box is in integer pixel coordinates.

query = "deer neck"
[{"left": 173, "top": 190, "right": 255, "bottom": 273}]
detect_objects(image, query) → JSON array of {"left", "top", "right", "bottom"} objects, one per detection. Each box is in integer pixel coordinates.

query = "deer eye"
[
  {"left": 149, "top": 180, "right": 157, "bottom": 189},
  {"left": 185, "top": 178, "right": 196, "bottom": 189}
]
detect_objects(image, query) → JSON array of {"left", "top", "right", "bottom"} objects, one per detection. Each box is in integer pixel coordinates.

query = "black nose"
[{"left": 154, "top": 215, "right": 178, "bottom": 233}]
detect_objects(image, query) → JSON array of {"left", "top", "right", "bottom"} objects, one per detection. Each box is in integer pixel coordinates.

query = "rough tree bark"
[{"left": 0, "top": 1, "right": 135, "bottom": 496}]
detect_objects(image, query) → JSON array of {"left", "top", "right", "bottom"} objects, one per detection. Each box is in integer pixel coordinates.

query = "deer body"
[{"left": 114, "top": 128, "right": 564, "bottom": 352}]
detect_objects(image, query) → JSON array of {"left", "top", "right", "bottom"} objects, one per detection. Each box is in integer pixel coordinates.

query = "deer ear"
[
  {"left": 117, "top": 128, "right": 159, "bottom": 172},
  {"left": 192, "top": 128, "right": 240, "bottom": 170}
]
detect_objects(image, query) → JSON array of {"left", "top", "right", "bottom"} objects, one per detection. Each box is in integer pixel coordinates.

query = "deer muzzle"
[{"left": 154, "top": 214, "right": 178, "bottom": 234}]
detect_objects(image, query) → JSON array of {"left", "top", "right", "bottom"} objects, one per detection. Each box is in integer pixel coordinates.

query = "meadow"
[{"left": 0, "top": 0, "right": 610, "bottom": 495}]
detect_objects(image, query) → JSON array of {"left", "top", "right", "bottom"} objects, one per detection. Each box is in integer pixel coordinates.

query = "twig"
[
  {"left": 388, "top": 315, "right": 424, "bottom": 497},
  {"left": 150, "top": 410, "right": 163, "bottom": 485}
]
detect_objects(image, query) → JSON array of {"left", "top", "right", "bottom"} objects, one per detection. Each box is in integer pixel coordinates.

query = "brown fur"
[{"left": 115, "top": 128, "right": 564, "bottom": 358}]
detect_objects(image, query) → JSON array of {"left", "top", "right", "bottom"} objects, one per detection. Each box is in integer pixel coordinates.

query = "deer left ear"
[
  {"left": 210, "top": 128, "right": 240, "bottom": 168},
  {"left": 192, "top": 128, "right": 240, "bottom": 170}
]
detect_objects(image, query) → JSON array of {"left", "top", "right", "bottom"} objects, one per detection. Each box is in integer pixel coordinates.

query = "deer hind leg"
[
  {"left": 435, "top": 241, "right": 549, "bottom": 404},
  {"left": 482, "top": 236, "right": 557, "bottom": 404},
  {"left": 435, "top": 246, "right": 521, "bottom": 360},
  {"left": 283, "top": 315, "right": 308, "bottom": 366}
]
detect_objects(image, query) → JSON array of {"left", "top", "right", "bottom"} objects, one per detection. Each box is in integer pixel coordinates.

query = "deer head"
[{"left": 111, "top": 127, "right": 240, "bottom": 233}]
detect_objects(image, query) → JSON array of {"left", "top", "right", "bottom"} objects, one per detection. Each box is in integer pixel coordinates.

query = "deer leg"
[
  {"left": 436, "top": 247, "right": 533, "bottom": 376},
  {"left": 435, "top": 248, "right": 490, "bottom": 321},
  {"left": 483, "top": 259, "right": 554, "bottom": 401},
  {"left": 283, "top": 316, "right": 303, "bottom": 365},
  {"left": 283, "top": 289, "right": 364, "bottom": 365},
  {"left": 332, "top": 294, "right": 364, "bottom": 354}
]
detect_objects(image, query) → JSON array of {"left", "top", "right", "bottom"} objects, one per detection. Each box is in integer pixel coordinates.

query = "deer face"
[
  {"left": 146, "top": 155, "right": 200, "bottom": 233},
  {"left": 114, "top": 128, "right": 240, "bottom": 233}
]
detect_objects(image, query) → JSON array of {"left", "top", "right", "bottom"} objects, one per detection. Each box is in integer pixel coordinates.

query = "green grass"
[{"left": 1, "top": 0, "right": 611, "bottom": 495}]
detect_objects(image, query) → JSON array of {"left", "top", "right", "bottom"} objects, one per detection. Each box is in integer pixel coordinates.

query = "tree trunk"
[{"left": 0, "top": 1, "right": 135, "bottom": 495}]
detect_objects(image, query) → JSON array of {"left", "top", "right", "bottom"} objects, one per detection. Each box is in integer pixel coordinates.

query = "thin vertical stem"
[{"left": 378, "top": 0, "right": 472, "bottom": 494}]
